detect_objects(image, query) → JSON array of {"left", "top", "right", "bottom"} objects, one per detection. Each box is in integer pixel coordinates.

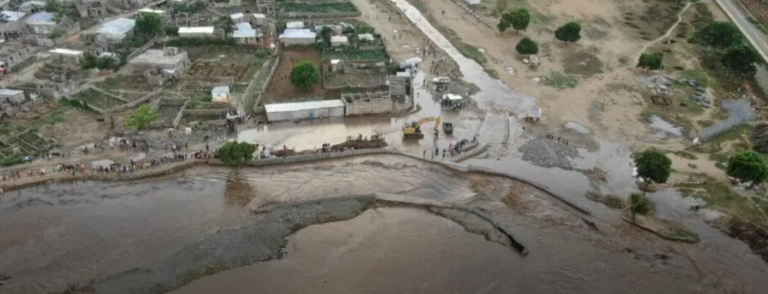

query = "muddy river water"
[{"left": 1, "top": 156, "right": 767, "bottom": 293}]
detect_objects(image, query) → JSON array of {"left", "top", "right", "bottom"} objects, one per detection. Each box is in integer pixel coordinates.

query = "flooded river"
[{"left": 1, "top": 155, "right": 767, "bottom": 293}]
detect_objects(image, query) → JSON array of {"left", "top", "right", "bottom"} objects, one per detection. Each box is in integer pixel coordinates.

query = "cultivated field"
[{"left": 265, "top": 48, "right": 326, "bottom": 101}]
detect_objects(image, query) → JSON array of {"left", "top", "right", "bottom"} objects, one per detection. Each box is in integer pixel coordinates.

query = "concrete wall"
[
  {"left": 279, "top": 12, "right": 361, "bottom": 18},
  {"left": 105, "top": 87, "right": 163, "bottom": 114},
  {"left": 266, "top": 105, "right": 345, "bottom": 122}
]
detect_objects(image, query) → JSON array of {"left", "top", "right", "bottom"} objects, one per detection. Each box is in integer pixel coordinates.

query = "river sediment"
[{"left": 73, "top": 194, "right": 525, "bottom": 294}]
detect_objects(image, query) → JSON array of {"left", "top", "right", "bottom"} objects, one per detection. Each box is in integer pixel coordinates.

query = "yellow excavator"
[{"left": 403, "top": 116, "right": 441, "bottom": 139}]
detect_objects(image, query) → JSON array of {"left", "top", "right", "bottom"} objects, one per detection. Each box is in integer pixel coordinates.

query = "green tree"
[
  {"left": 634, "top": 149, "right": 672, "bottom": 187},
  {"left": 497, "top": 19, "right": 512, "bottom": 33},
  {"left": 44, "top": 0, "right": 60, "bottom": 13},
  {"left": 135, "top": 12, "right": 165, "bottom": 38},
  {"left": 506, "top": 8, "right": 531, "bottom": 34},
  {"left": 555, "top": 22, "right": 582, "bottom": 45},
  {"left": 721, "top": 43, "right": 762, "bottom": 77},
  {"left": 692, "top": 21, "right": 744, "bottom": 50},
  {"left": 216, "top": 16, "right": 235, "bottom": 37},
  {"left": 317, "top": 26, "right": 332, "bottom": 48},
  {"left": 124, "top": 104, "right": 160, "bottom": 130},
  {"left": 290, "top": 61, "right": 320, "bottom": 91},
  {"left": 218, "top": 141, "right": 257, "bottom": 166},
  {"left": 636, "top": 52, "right": 663, "bottom": 71},
  {"left": 515, "top": 37, "right": 538, "bottom": 56},
  {"left": 628, "top": 193, "right": 652, "bottom": 222},
  {"left": 726, "top": 150, "right": 768, "bottom": 187}
]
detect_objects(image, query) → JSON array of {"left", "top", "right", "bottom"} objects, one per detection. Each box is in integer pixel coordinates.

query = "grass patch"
[
  {"left": 545, "top": 71, "right": 578, "bottom": 89},
  {"left": 563, "top": 50, "right": 604, "bottom": 76},
  {"left": 681, "top": 69, "right": 710, "bottom": 87},
  {"left": 696, "top": 182, "right": 768, "bottom": 225}
]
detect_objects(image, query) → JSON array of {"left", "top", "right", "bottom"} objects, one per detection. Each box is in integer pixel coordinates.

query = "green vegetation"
[
  {"left": 124, "top": 104, "right": 160, "bottom": 131},
  {"left": 545, "top": 72, "right": 578, "bottom": 89},
  {"left": 691, "top": 21, "right": 744, "bottom": 50},
  {"left": 0, "top": 156, "right": 24, "bottom": 167},
  {"left": 169, "top": 1, "right": 208, "bottom": 14},
  {"left": 215, "top": 16, "right": 235, "bottom": 37},
  {"left": 290, "top": 61, "right": 320, "bottom": 91},
  {"left": 515, "top": 37, "right": 538, "bottom": 56},
  {"left": 628, "top": 193, "right": 652, "bottom": 222},
  {"left": 637, "top": 52, "right": 663, "bottom": 71},
  {"left": 727, "top": 151, "right": 768, "bottom": 187},
  {"left": 634, "top": 149, "right": 672, "bottom": 186},
  {"left": 135, "top": 12, "right": 165, "bottom": 39},
  {"left": 497, "top": 8, "right": 531, "bottom": 34},
  {"left": 59, "top": 98, "right": 92, "bottom": 111},
  {"left": 680, "top": 181, "right": 768, "bottom": 226},
  {"left": 691, "top": 21, "right": 764, "bottom": 77},
  {"left": 277, "top": 2, "right": 358, "bottom": 13},
  {"left": 81, "top": 53, "right": 120, "bottom": 71},
  {"left": 555, "top": 22, "right": 582, "bottom": 45},
  {"left": 218, "top": 141, "right": 257, "bottom": 166}
]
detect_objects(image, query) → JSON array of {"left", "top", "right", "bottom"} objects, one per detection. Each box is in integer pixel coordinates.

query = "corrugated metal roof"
[
  {"left": 1, "top": 11, "right": 26, "bottom": 22},
  {"left": 211, "top": 86, "right": 229, "bottom": 94},
  {"left": 236, "top": 22, "right": 252, "bottom": 30},
  {"left": 97, "top": 18, "right": 136, "bottom": 40},
  {"left": 280, "top": 28, "right": 315, "bottom": 39},
  {"left": 179, "top": 26, "right": 215, "bottom": 34},
  {"left": 230, "top": 13, "right": 244, "bottom": 19},
  {"left": 26, "top": 12, "right": 55, "bottom": 25},
  {"left": 0, "top": 88, "right": 24, "bottom": 96},
  {"left": 265, "top": 100, "right": 345, "bottom": 113},
  {"left": 233, "top": 29, "right": 257, "bottom": 38}
]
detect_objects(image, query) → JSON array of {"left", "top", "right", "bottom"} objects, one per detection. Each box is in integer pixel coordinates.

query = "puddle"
[{"left": 648, "top": 115, "right": 683, "bottom": 136}]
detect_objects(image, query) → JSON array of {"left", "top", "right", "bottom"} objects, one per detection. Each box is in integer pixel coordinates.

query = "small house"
[
  {"left": 211, "top": 86, "right": 230, "bottom": 103},
  {"left": 252, "top": 13, "right": 266, "bottom": 26},
  {"left": 0, "top": 44, "right": 34, "bottom": 72},
  {"left": 331, "top": 35, "right": 348, "bottom": 47},
  {"left": 0, "top": 11, "right": 28, "bottom": 41},
  {"left": 178, "top": 26, "right": 215, "bottom": 38},
  {"left": 50, "top": 48, "right": 84, "bottom": 64},
  {"left": 279, "top": 29, "right": 316, "bottom": 46},
  {"left": 230, "top": 12, "right": 245, "bottom": 23},
  {"left": 233, "top": 23, "right": 262, "bottom": 46},
  {"left": 96, "top": 18, "right": 136, "bottom": 44},
  {"left": 0, "top": 89, "right": 25, "bottom": 104},
  {"left": 526, "top": 107, "right": 541, "bottom": 122},
  {"left": 25, "top": 12, "right": 57, "bottom": 35}
]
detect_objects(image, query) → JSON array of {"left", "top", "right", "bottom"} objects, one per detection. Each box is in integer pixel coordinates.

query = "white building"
[
  {"left": 178, "top": 26, "right": 215, "bottom": 38},
  {"left": 331, "top": 35, "right": 348, "bottom": 47},
  {"left": 286, "top": 21, "right": 304, "bottom": 29},
  {"left": 358, "top": 33, "right": 374, "bottom": 42},
  {"left": 211, "top": 86, "right": 230, "bottom": 103},
  {"left": 230, "top": 12, "right": 245, "bottom": 23},
  {"left": 0, "top": 89, "right": 25, "bottom": 104},
  {"left": 96, "top": 18, "right": 136, "bottom": 44},
  {"left": 25, "top": 12, "right": 57, "bottom": 35},
  {"left": 138, "top": 8, "right": 165, "bottom": 15},
  {"left": 265, "top": 100, "right": 346, "bottom": 122},
  {"left": 50, "top": 48, "right": 84, "bottom": 64},
  {"left": 279, "top": 29, "right": 315, "bottom": 46}
]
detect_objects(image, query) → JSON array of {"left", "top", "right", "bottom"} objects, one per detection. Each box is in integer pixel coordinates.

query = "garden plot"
[
  {"left": 95, "top": 75, "right": 156, "bottom": 92},
  {"left": 72, "top": 89, "right": 126, "bottom": 110},
  {"left": 265, "top": 48, "right": 326, "bottom": 101}
]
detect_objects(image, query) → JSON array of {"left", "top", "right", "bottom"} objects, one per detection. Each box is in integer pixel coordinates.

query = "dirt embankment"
[
  {"left": 63, "top": 194, "right": 526, "bottom": 294},
  {"left": 728, "top": 218, "right": 768, "bottom": 263}
]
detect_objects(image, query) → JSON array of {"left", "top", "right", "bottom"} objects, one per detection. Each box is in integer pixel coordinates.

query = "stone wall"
[{"left": 105, "top": 87, "right": 163, "bottom": 114}]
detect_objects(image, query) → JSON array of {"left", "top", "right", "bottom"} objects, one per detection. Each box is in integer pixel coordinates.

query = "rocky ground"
[{"left": 518, "top": 138, "right": 580, "bottom": 170}]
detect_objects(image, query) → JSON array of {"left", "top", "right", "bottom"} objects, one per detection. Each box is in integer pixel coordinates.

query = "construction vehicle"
[{"left": 402, "top": 116, "right": 441, "bottom": 139}]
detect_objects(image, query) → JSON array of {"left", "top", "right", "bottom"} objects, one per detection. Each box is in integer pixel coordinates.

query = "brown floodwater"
[{"left": 1, "top": 155, "right": 767, "bottom": 294}]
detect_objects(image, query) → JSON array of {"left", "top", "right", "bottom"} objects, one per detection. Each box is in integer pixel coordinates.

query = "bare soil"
[{"left": 265, "top": 48, "right": 326, "bottom": 101}]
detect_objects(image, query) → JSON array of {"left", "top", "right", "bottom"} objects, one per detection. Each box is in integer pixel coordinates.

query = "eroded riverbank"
[{"left": 2, "top": 155, "right": 767, "bottom": 294}]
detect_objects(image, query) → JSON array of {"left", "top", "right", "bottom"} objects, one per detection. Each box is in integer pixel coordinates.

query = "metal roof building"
[
  {"left": 265, "top": 100, "right": 346, "bottom": 122},
  {"left": 96, "top": 18, "right": 136, "bottom": 43}
]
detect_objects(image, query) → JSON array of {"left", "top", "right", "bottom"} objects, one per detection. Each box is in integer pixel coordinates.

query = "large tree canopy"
[
  {"left": 727, "top": 150, "right": 768, "bottom": 187},
  {"left": 498, "top": 8, "right": 531, "bottom": 34},
  {"left": 124, "top": 104, "right": 160, "bottom": 131},
  {"left": 634, "top": 149, "right": 672, "bottom": 185},
  {"left": 555, "top": 22, "right": 581, "bottom": 44},
  {"left": 721, "top": 43, "right": 762, "bottom": 77},
  {"left": 290, "top": 61, "right": 320, "bottom": 91},
  {"left": 692, "top": 21, "right": 744, "bottom": 50},
  {"left": 135, "top": 12, "right": 165, "bottom": 38},
  {"left": 218, "top": 141, "right": 257, "bottom": 166}
]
